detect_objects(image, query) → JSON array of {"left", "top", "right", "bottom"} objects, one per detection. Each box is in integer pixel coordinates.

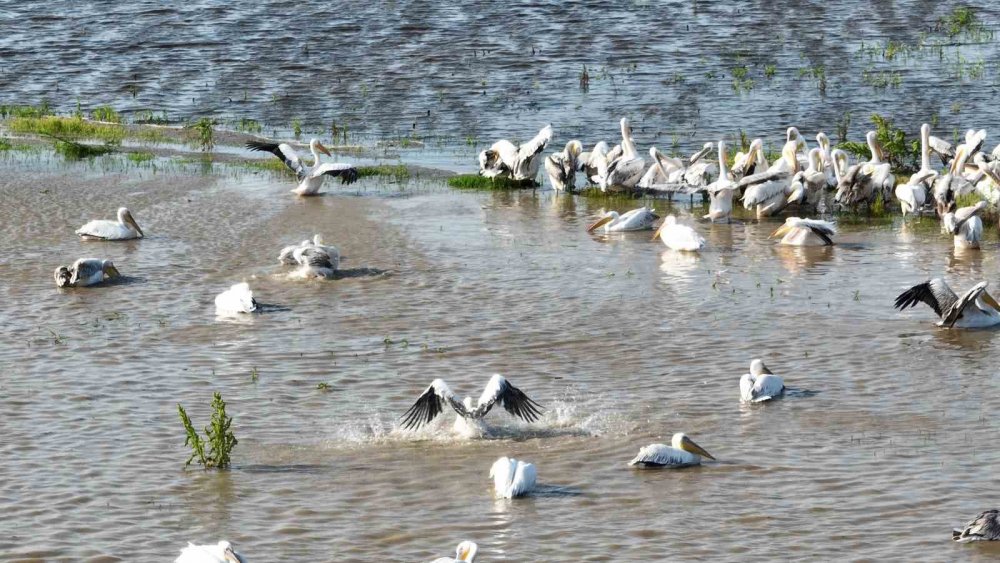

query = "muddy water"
[{"left": 1, "top": 154, "right": 1000, "bottom": 561}]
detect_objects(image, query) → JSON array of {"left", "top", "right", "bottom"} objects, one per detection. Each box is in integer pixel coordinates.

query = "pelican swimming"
[
  {"left": 545, "top": 139, "right": 582, "bottom": 191},
  {"left": 652, "top": 216, "right": 705, "bottom": 252},
  {"left": 682, "top": 142, "right": 717, "bottom": 188},
  {"left": 175, "top": 541, "right": 245, "bottom": 563},
  {"left": 741, "top": 140, "right": 799, "bottom": 218},
  {"left": 770, "top": 217, "right": 836, "bottom": 246},
  {"left": 739, "top": 359, "right": 785, "bottom": 403},
  {"left": 478, "top": 125, "right": 553, "bottom": 182},
  {"left": 215, "top": 282, "right": 258, "bottom": 314},
  {"left": 400, "top": 374, "right": 543, "bottom": 438},
  {"left": 430, "top": 541, "right": 478, "bottom": 563},
  {"left": 54, "top": 258, "right": 121, "bottom": 287},
  {"left": 598, "top": 118, "right": 645, "bottom": 192},
  {"left": 490, "top": 456, "right": 536, "bottom": 499},
  {"left": 76, "top": 207, "right": 144, "bottom": 240},
  {"left": 638, "top": 147, "right": 685, "bottom": 188},
  {"left": 894, "top": 278, "right": 1000, "bottom": 328},
  {"left": 629, "top": 433, "right": 716, "bottom": 468},
  {"left": 943, "top": 201, "right": 987, "bottom": 249},
  {"left": 247, "top": 138, "right": 359, "bottom": 195},
  {"left": 704, "top": 140, "right": 736, "bottom": 222},
  {"left": 587, "top": 207, "right": 658, "bottom": 232},
  {"left": 279, "top": 235, "right": 340, "bottom": 277},
  {"left": 954, "top": 510, "right": 1000, "bottom": 542}
]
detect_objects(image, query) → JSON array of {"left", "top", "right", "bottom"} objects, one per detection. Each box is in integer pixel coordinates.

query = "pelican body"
[
  {"left": 175, "top": 540, "right": 245, "bottom": 563},
  {"left": 430, "top": 541, "right": 478, "bottom": 563},
  {"left": 76, "top": 207, "right": 144, "bottom": 241},
  {"left": 479, "top": 125, "right": 553, "bottom": 182},
  {"left": 587, "top": 207, "right": 658, "bottom": 232},
  {"left": 629, "top": 433, "right": 716, "bottom": 468},
  {"left": 598, "top": 118, "right": 645, "bottom": 192},
  {"left": 894, "top": 278, "right": 1000, "bottom": 328},
  {"left": 954, "top": 510, "right": 1000, "bottom": 542},
  {"left": 545, "top": 140, "right": 582, "bottom": 191},
  {"left": 54, "top": 258, "right": 121, "bottom": 287},
  {"left": 770, "top": 217, "right": 836, "bottom": 246},
  {"left": 279, "top": 234, "right": 340, "bottom": 278},
  {"left": 490, "top": 456, "right": 537, "bottom": 499},
  {"left": 247, "top": 138, "right": 358, "bottom": 195},
  {"left": 400, "top": 374, "right": 543, "bottom": 438},
  {"left": 943, "top": 201, "right": 986, "bottom": 249},
  {"left": 704, "top": 140, "right": 736, "bottom": 222},
  {"left": 215, "top": 282, "right": 258, "bottom": 314},
  {"left": 652, "top": 216, "right": 704, "bottom": 252},
  {"left": 739, "top": 359, "right": 785, "bottom": 403}
]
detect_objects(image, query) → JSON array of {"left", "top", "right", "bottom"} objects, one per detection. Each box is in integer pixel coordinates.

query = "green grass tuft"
[
  {"left": 54, "top": 140, "right": 114, "bottom": 160},
  {"left": 90, "top": 105, "right": 121, "bottom": 123},
  {"left": 8, "top": 115, "right": 125, "bottom": 144},
  {"left": 357, "top": 164, "right": 410, "bottom": 182},
  {"left": 126, "top": 151, "right": 155, "bottom": 163},
  {"left": 447, "top": 174, "right": 536, "bottom": 190},
  {"left": 186, "top": 118, "right": 216, "bottom": 152},
  {"left": 178, "top": 392, "right": 238, "bottom": 470},
  {"left": 0, "top": 102, "right": 52, "bottom": 119}
]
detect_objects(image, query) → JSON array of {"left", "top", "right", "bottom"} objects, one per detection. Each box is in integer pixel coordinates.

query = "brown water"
[{"left": 3, "top": 154, "right": 1000, "bottom": 561}]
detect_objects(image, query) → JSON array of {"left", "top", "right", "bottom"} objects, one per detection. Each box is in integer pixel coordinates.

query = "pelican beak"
[
  {"left": 680, "top": 435, "right": 716, "bottom": 460},
  {"left": 317, "top": 142, "right": 332, "bottom": 157},
  {"left": 458, "top": 546, "right": 471, "bottom": 561},
  {"left": 223, "top": 547, "right": 243, "bottom": 563},
  {"left": 690, "top": 145, "right": 711, "bottom": 164},
  {"left": 762, "top": 364, "right": 773, "bottom": 375},
  {"left": 983, "top": 292, "right": 1000, "bottom": 312},
  {"left": 587, "top": 215, "right": 613, "bottom": 233},
  {"left": 770, "top": 223, "right": 791, "bottom": 239},
  {"left": 124, "top": 211, "right": 144, "bottom": 238},
  {"left": 651, "top": 222, "right": 666, "bottom": 241},
  {"left": 104, "top": 264, "right": 121, "bottom": 278}
]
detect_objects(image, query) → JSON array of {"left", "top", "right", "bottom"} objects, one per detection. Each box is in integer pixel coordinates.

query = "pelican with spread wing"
[
  {"left": 770, "top": 217, "right": 836, "bottom": 246},
  {"left": 247, "top": 138, "right": 358, "bottom": 195},
  {"left": 894, "top": 278, "right": 1000, "bottom": 328},
  {"left": 478, "top": 125, "right": 553, "bottom": 181},
  {"left": 400, "top": 374, "right": 543, "bottom": 437},
  {"left": 629, "top": 433, "right": 716, "bottom": 468}
]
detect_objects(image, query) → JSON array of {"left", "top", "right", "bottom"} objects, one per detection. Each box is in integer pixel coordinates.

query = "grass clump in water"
[
  {"left": 236, "top": 118, "right": 262, "bottom": 134},
  {"left": 178, "top": 392, "right": 238, "bottom": 469},
  {"left": 836, "top": 113, "right": 918, "bottom": 175},
  {"left": 54, "top": 140, "right": 113, "bottom": 160},
  {"left": 245, "top": 158, "right": 293, "bottom": 174},
  {"left": 126, "top": 151, "right": 155, "bottom": 163},
  {"left": 358, "top": 164, "right": 410, "bottom": 182},
  {"left": 448, "top": 174, "right": 536, "bottom": 190},
  {"left": 0, "top": 102, "right": 52, "bottom": 119},
  {"left": 8, "top": 115, "right": 125, "bottom": 144},
  {"left": 939, "top": 7, "right": 988, "bottom": 39},
  {"left": 90, "top": 105, "right": 121, "bottom": 123},
  {"left": 133, "top": 110, "right": 170, "bottom": 125},
  {"left": 186, "top": 118, "right": 216, "bottom": 152}
]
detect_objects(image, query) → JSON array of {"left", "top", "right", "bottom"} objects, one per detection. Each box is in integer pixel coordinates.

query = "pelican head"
[
  {"left": 690, "top": 142, "right": 713, "bottom": 164},
  {"left": 217, "top": 541, "right": 244, "bottom": 563},
  {"left": 786, "top": 127, "right": 800, "bottom": 144},
  {"left": 975, "top": 153, "right": 1000, "bottom": 186},
  {"left": 620, "top": 117, "right": 632, "bottom": 138},
  {"left": 750, "top": 358, "right": 773, "bottom": 376},
  {"left": 769, "top": 217, "right": 799, "bottom": 239},
  {"left": 671, "top": 432, "right": 715, "bottom": 460},
  {"left": 651, "top": 215, "right": 678, "bottom": 241},
  {"left": 313, "top": 234, "right": 325, "bottom": 246},
  {"left": 866, "top": 131, "right": 884, "bottom": 163},
  {"left": 816, "top": 132, "right": 830, "bottom": 153},
  {"left": 830, "top": 149, "right": 848, "bottom": 180},
  {"left": 101, "top": 259, "right": 121, "bottom": 279},
  {"left": 310, "top": 137, "right": 332, "bottom": 157},
  {"left": 587, "top": 211, "right": 619, "bottom": 232},
  {"left": 116, "top": 207, "right": 144, "bottom": 238},
  {"left": 807, "top": 148, "right": 822, "bottom": 172},
  {"left": 566, "top": 140, "right": 583, "bottom": 158},
  {"left": 781, "top": 141, "right": 800, "bottom": 173},
  {"left": 455, "top": 541, "right": 478, "bottom": 562},
  {"left": 54, "top": 266, "right": 72, "bottom": 287}
]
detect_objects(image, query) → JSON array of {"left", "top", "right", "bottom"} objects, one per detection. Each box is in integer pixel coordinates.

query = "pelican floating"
[
  {"left": 279, "top": 235, "right": 340, "bottom": 278},
  {"left": 215, "top": 282, "right": 258, "bottom": 315},
  {"left": 598, "top": 118, "right": 645, "bottom": 192},
  {"left": 739, "top": 359, "right": 785, "bottom": 403},
  {"left": 954, "top": 510, "right": 1000, "bottom": 542},
  {"left": 400, "top": 374, "right": 543, "bottom": 437},
  {"left": 430, "top": 541, "right": 478, "bottom": 563},
  {"left": 770, "top": 217, "right": 836, "bottom": 246},
  {"left": 652, "top": 216, "right": 704, "bottom": 252},
  {"left": 478, "top": 125, "right": 553, "bottom": 181},
  {"left": 587, "top": 207, "right": 658, "bottom": 232},
  {"left": 175, "top": 541, "right": 245, "bottom": 563},
  {"left": 894, "top": 278, "right": 1000, "bottom": 328},
  {"left": 943, "top": 201, "right": 987, "bottom": 249},
  {"left": 54, "top": 258, "right": 121, "bottom": 287},
  {"left": 247, "top": 138, "right": 358, "bottom": 195},
  {"left": 545, "top": 140, "right": 582, "bottom": 191},
  {"left": 629, "top": 433, "right": 716, "bottom": 468},
  {"left": 490, "top": 456, "right": 536, "bottom": 499},
  {"left": 704, "top": 140, "right": 736, "bottom": 222},
  {"left": 76, "top": 207, "right": 144, "bottom": 240}
]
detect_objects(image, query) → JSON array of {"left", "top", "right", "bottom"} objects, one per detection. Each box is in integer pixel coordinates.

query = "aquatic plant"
[
  {"left": 236, "top": 118, "right": 262, "bottom": 134},
  {"left": 316, "top": 382, "right": 332, "bottom": 391},
  {"left": 54, "top": 139, "right": 113, "bottom": 160},
  {"left": 357, "top": 164, "right": 410, "bottom": 182},
  {"left": 133, "top": 110, "right": 169, "bottom": 125},
  {"left": 250, "top": 367, "right": 259, "bottom": 383},
  {"left": 126, "top": 151, "right": 154, "bottom": 163},
  {"left": 731, "top": 65, "right": 754, "bottom": 93},
  {"left": 292, "top": 119, "right": 302, "bottom": 139},
  {"left": 836, "top": 113, "right": 918, "bottom": 175},
  {"left": 178, "top": 392, "right": 238, "bottom": 470},
  {"left": 90, "top": 105, "right": 121, "bottom": 123},
  {"left": 8, "top": 115, "right": 125, "bottom": 144},
  {"left": 763, "top": 64, "right": 776, "bottom": 79},
  {"left": 0, "top": 102, "right": 52, "bottom": 119},
  {"left": 447, "top": 174, "right": 536, "bottom": 190},
  {"left": 0, "top": 138, "right": 11, "bottom": 151},
  {"left": 939, "top": 6, "right": 989, "bottom": 39},
  {"left": 186, "top": 118, "right": 216, "bottom": 152},
  {"left": 861, "top": 68, "right": 902, "bottom": 89}
]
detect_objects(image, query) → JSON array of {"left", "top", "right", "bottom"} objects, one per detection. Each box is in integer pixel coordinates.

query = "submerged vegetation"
[
  {"left": 357, "top": 164, "right": 410, "bottom": 182},
  {"left": 448, "top": 174, "right": 537, "bottom": 190},
  {"left": 178, "top": 392, "right": 238, "bottom": 470},
  {"left": 186, "top": 118, "right": 216, "bottom": 152}
]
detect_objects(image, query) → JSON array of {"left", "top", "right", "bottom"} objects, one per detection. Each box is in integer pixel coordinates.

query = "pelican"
[
  {"left": 833, "top": 149, "right": 876, "bottom": 209},
  {"left": 430, "top": 541, "right": 478, "bottom": 563},
  {"left": 786, "top": 127, "right": 810, "bottom": 170},
  {"left": 490, "top": 456, "right": 536, "bottom": 499},
  {"left": 741, "top": 140, "right": 799, "bottom": 218},
  {"left": 291, "top": 245, "right": 338, "bottom": 278},
  {"left": 652, "top": 216, "right": 705, "bottom": 252},
  {"left": 896, "top": 124, "right": 937, "bottom": 215},
  {"left": 545, "top": 140, "right": 582, "bottom": 191},
  {"left": 638, "top": 147, "right": 685, "bottom": 188},
  {"left": 973, "top": 152, "right": 1000, "bottom": 204},
  {"left": 587, "top": 207, "right": 658, "bottom": 232},
  {"left": 770, "top": 217, "right": 836, "bottom": 246},
  {"left": 954, "top": 510, "right": 1000, "bottom": 542},
  {"left": 815, "top": 132, "right": 836, "bottom": 189},
  {"left": 928, "top": 134, "right": 955, "bottom": 166},
  {"left": 943, "top": 201, "right": 987, "bottom": 249},
  {"left": 215, "top": 282, "right": 258, "bottom": 315},
  {"left": 478, "top": 125, "right": 553, "bottom": 181},
  {"left": 894, "top": 278, "right": 1000, "bottom": 328},
  {"left": 629, "top": 433, "right": 716, "bottom": 468},
  {"left": 739, "top": 359, "right": 785, "bottom": 403},
  {"left": 731, "top": 138, "right": 764, "bottom": 180},
  {"left": 400, "top": 374, "right": 543, "bottom": 438},
  {"left": 683, "top": 142, "right": 717, "bottom": 188},
  {"left": 247, "top": 138, "right": 358, "bottom": 195},
  {"left": 76, "top": 207, "right": 144, "bottom": 240},
  {"left": 580, "top": 141, "right": 612, "bottom": 183},
  {"left": 932, "top": 144, "right": 979, "bottom": 215},
  {"left": 598, "top": 118, "right": 645, "bottom": 192},
  {"left": 54, "top": 258, "right": 121, "bottom": 287},
  {"left": 175, "top": 541, "right": 245, "bottom": 563},
  {"left": 787, "top": 148, "right": 827, "bottom": 208},
  {"left": 704, "top": 140, "right": 736, "bottom": 222},
  {"left": 278, "top": 239, "right": 314, "bottom": 265},
  {"left": 863, "top": 131, "right": 896, "bottom": 202}
]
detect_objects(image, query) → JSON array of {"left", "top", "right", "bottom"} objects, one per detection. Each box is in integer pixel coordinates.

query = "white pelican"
[
  {"left": 278, "top": 239, "right": 313, "bottom": 265},
  {"left": 629, "top": 433, "right": 716, "bottom": 468},
  {"left": 730, "top": 138, "right": 763, "bottom": 180},
  {"left": 490, "top": 456, "right": 536, "bottom": 499},
  {"left": 787, "top": 148, "right": 826, "bottom": 208},
  {"left": 638, "top": 147, "right": 685, "bottom": 188},
  {"left": 430, "top": 541, "right": 478, "bottom": 563},
  {"left": 215, "top": 282, "right": 258, "bottom": 315},
  {"left": 247, "top": 138, "right": 358, "bottom": 195},
  {"left": 928, "top": 134, "right": 955, "bottom": 166},
  {"left": 652, "top": 216, "right": 705, "bottom": 252},
  {"left": 704, "top": 140, "right": 736, "bottom": 222},
  {"left": 682, "top": 142, "right": 717, "bottom": 188},
  {"left": 545, "top": 140, "right": 582, "bottom": 191},
  {"left": 770, "top": 217, "right": 836, "bottom": 246},
  {"left": 478, "top": 125, "right": 553, "bottom": 182},
  {"left": 400, "top": 374, "right": 543, "bottom": 438},
  {"left": 741, "top": 140, "right": 799, "bottom": 218},
  {"left": 932, "top": 144, "right": 978, "bottom": 216},
  {"left": 943, "top": 201, "right": 987, "bottom": 249},
  {"left": 894, "top": 278, "right": 1000, "bottom": 328},
  {"left": 76, "top": 207, "right": 144, "bottom": 240},
  {"left": 739, "top": 359, "right": 785, "bottom": 403},
  {"left": 580, "top": 141, "right": 611, "bottom": 184},
  {"left": 175, "top": 541, "right": 245, "bottom": 563},
  {"left": 815, "top": 132, "right": 837, "bottom": 189},
  {"left": 54, "top": 258, "right": 121, "bottom": 287},
  {"left": 786, "top": 127, "right": 810, "bottom": 170},
  {"left": 598, "top": 118, "right": 645, "bottom": 192},
  {"left": 973, "top": 152, "right": 1000, "bottom": 204},
  {"left": 279, "top": 235, "right": 340, "bottom": 277},
  {"left": 833, "top": 149, "right": 876, "bottom": 209},
  {"left": 896, "top": 124, "right": 937, "bottom": 216},
  {"left": 863, "top": 131, "right": 896, "bottom": 201},
  {"left": 586, "top": 207, "right": 658, "bottom": 232},
  {"left": 954, "top": 510, "right": 1000, "bottom": 542}
]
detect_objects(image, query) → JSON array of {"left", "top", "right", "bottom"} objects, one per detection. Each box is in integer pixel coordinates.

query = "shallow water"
[{"left": 2, "top": 154, "right": 1000, "bottom": 560}]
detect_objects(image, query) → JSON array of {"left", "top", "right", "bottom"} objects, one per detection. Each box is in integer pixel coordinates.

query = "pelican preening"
[
  {"left": 430, "top": 541, "right": 478, "bottom": 563},
  {"left": 770, "top": 217, "right": 836, "bottom": 246},
  {"left": 215, "top": 282, "right": 258, "bottom": 315},
  {"left": 54, "top": 258, "right": 121, "bottom": 287},
  {"left": 629, "top": 433, "right": 716, "bottom": 468},
  {"left": 175, "top": 541, "right": 245, "bottom": 563},
  {"left": 741, "top": 141, "right": 799, "bottom": 218},
  {"left": 247, "top": 138, "right": 359, "bottom": 195},
  {"left": 894, "top": 278, "right": 1000, "bottom": 328},
  {"left": 652, "top": 216, "right": 705, "bottom": 252},
  {"left": 586, "top": 207, "right": 658, "bottom": 232},
  {"left": 278, "top": 234, "right": 340, "bottom": 278},
  {"left": 545, "top": 139, "right": 582, "bottom": 191},
  {"left": 76, "top": 207, "right": 144, "bottom": 240},
  {"left": 943, "top": 201, "right": 987, "bottom": 249},
  {"left": 597, "top": 118, "right": 645, "bottom": 192},
  {"left": 478, "top": 125, "right": 553, "bottom": 182},
  {"left": 739, "top": 359, "right": 785, "bottom": 403},
  {"left": 490, "top": 456, "right": 537, "bottom": 499},
  {"left": 400, "top": 374, "right": 543, "bottom": 437},
  {"left": 954, "top": 510, "right": 1000, "bottom": 542}
]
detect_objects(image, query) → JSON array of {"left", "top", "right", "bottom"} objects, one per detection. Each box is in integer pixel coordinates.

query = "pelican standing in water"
[
  {"left": 629, "top": 433, "right": 716, "bottom": 468},
  {"left": 815, "top": 132, "right": 837, "bottom": 189},
  {"left": 943, "top": 201, "right": 987, "bottom": 249},
  {"left": 247, "top": 138, "right": 359, "bottom": 195},
  {"left": 598, "top": 118, "right": 645, "bottom": 192},
  {"left": 896, "top": 125, "right": 937, "bottom": 216},
  {"left": 741, "top": 140, "right": 799, "bottom": 218},
  {"left": 478, "top": 125, "right": 553, "bottom": 181},
  {"left": 770, "top": 217, "right": 836, "bottom": 246},
  {"left": 682, "top": 142, "right": 717, "bottom": 188},
  {"left": 863, "top": 131, "right": 896, "bottom": 201},
  {"left": 638, "top": 147, "right": 686, "bottom": 188},
  {"left": 786, "top": 148, "right": 827, "bottom": 209},
  {"left": 54, "top": 258, "right": 121, "bottom": 287},
  {"left": 490, "top": 456, "right": 537, "bottom": 499},
  {"left": 76, "top": 207, "right": 144, "bottom": 240},
  {"left": 587, "top": 207, "right": 658, "bottom": 232},
  {"left": 894, "top": 278, "right": 1000, "bottom": 328},
  {"left": 954, "top": 510, "right": 1000, "bottom": 542},
  {"left": 731, "top": 138, "right": 764, "bottom": 180},
  {"left": 704, "top": 140, "right": 736, "bottom": 222},
  {"left": 175, "top": 541, "right": 245, "bottom": 563},
  {"left": 545, "top": 139, "right": 582, "bottom": 191},
  {"left": 430, "top": 541, "right": 478, "bottom": 563},
  {"left": 973, "top": 152, "right": 1000, "bottom": 204},
  {"left": 740, "top": 359, "right": 785, "bottom": 403},
  {"left": 400, "top": 374, "right": 543, "bottom": 438},
  {"left": 215, "top": 282, "right": 258, "bottom": 315},
  {"left": 652, "top": 216, "right": 705, "bottom": 252}
]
